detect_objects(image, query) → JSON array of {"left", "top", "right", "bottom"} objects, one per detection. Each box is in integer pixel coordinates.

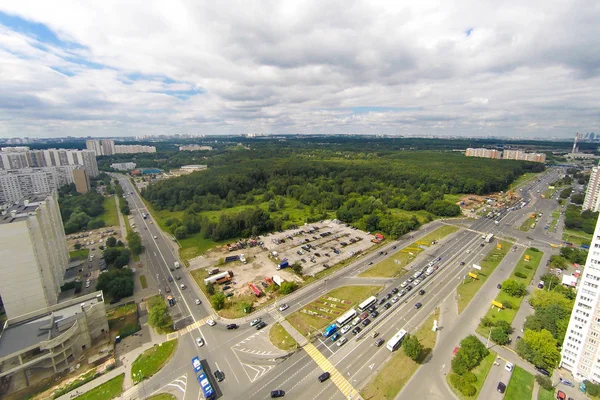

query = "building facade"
[
  {"left": 114, "top": 144, "right": 156, "bottom": 154},
  {"left": 0, "top": 148, "right": 98, "bottom": 177},
  {"left": 85, "top": 140, "right": 103, "bottom": 156},
  {"left": 179, "top": 144, "right": 213, "bottom": 151},
  {"left": 110, "top": 162, "right": 136, "bottom": 171},
  {"left": 465, "top": 148, "right": 546, "bottom": 163},
  {"left": 584, "top": 166, "right": 600, "bottom": 212},
  {"left": 72, "top": 168, "right": 90, "bottom": 194},
  {"left": 0, "top": 194, "right": 69, "bottom": 319},
  {"left": 0, "top": 166, "right": 82, "bottom": 204},
  {"left": 465, "top": 148, "right": 502, "bottom": 159},
  {"left": 561, "top": 213, "right": 600, "bottom": 382}
]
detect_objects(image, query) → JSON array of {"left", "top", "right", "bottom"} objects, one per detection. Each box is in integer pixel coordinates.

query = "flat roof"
[{"left": 0, "top": 193, "right": 50, "bottom": 225}]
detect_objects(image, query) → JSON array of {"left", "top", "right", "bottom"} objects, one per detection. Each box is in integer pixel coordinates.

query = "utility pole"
[{"left": 486, "top": 328, "right": 492, "bottom": 349}]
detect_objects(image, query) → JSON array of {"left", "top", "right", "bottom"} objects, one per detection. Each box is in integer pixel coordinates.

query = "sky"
[{"left": 0, "top": 1, "right": 598, "bottom": 139}]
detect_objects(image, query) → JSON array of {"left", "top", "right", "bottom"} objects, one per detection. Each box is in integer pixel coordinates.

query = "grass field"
[
  {"left": 520, "top": 216, "right": 535, "bottom": 231},
  {"left": 147, "top": 395, "right": 177, "bottom": 400},
  {"left": 538, "top": 387, "right": 555, "bottom": 400},
  {"left": 562, "top": 232, "right": 591, "bottom": 247},
  {"left": 457, "top": 240, "right": 511, "bottom": 313},
  {"left": 74, "top": 373, "right": 124, "bottom": 400},
  {"left": 131, "top": 339, "right": 178, "bottom": 383},
  {"left": 512, "top": 172, "right": 540, "bottom": 188},
  {"left": 100, "top": 196, "right": 120, "bottom": 227},
  {"left": 69, "top": 248, "right": 90, "bottom": 261},
  {"left": 269, "top": 323, "right": 298, "bottom": 351},
  {"left": 287, "top": 286, "right": 382, "bottom": 337},
  {"left": 447, "top": 351, "right": 497, "bottom": 400},
  {"left": 477, "top": 248, "right": 543, "bottom": 337},
  {"left": 139, "top": 275, "right": 148, "bottom": 289},
  {"left": 51, "top": 369, "right": 97, "bottom": 399},
  {"left": 544, "top": 187, "right": 558, "bottom": 199},
  {"left": 505, "top": 366, "right": 534, "bottom": 400},
  {"left": 359, "top": 225, "right": 459, "bottom": 278},
  {"left": 106, "top": 302, "right": 140, "bottom": 338},
  {"left": 549, "top": 210, "right": 560, "bottom": 232},
  {"left": 361, "top": 309, "right": 439, "bottom": 399}
]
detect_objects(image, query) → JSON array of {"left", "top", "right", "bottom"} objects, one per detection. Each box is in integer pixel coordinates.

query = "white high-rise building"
[
  {"left": 583, "top": 166, "right": 600, "bottom": 212},
  {"left": 85, "top": 139, "right": 103, "bottom": 156},
  {"left": 0, "top": 148, "right": 98, "bottom": 177},
  {"left": 561, "top": 213, "right": 600, "bottom": 382},
  {"left": 0, "top": 193, "right": 69, "bottom": 319},
  {"left": 0, "top": 166, "right": 83, "bottom": 204}
]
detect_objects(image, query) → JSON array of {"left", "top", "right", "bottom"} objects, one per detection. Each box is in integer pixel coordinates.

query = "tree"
[
  {"left": 277, "top": 197, "right": 285, "bottom": 209},
  {"left": 149, "top": 297, "right": 171, "bottom": 329},
  {"left": 109, "top": 277, "right": 134, "bottom": 299},
  {"left": 279, "top": 281, "right": 298, "bottom": 294},
  {"left": 127, "top": 231, "right": 143, "bottom": 255},
  {"left": 268, "top": 199, "right": 277, "bottom": 212},
  {"left": 74, "top": 242, "right": 82, "bottom": 250},
  {"left": 211, "top": 292, "right": 226, "bottom": 310},
  {"left": 535, "top": 375, "right": 553, "bottom": 391},
  {"left": 206, "top": 282, "right": 215, "bottom": 295},
  {"left": 402, "top": 334, "right": 423, "bottom": 361},
  {"left": 291, "top": 262, "right": 303, "bottom": 275},
  {"left": 501, "top": 279, "right": 527, "bottom": 297},
  {"left": 103, "top": 247, "right": 122, "bottom": 264},
  {"left": 516, "top": 329, "right": 560, "bottom": 370},
  {"left": 114, "top": 250, "right": 131, "bottom": 268},
  {"left": 491, "top": 327, "right": 510, "bottom": 345},
  {"left": 106, "top": 236, "right": 117, "bottom": 247},
  {"left": 452, "top": 336, "right": 489, "bottom": 375},
  {"left": 174, "top": 226, "right": 188, "bottom": 240}
]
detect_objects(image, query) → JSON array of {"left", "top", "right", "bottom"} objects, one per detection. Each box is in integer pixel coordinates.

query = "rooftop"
[{"left": 0, "top": 194, "right": 51, "bottom": 225}]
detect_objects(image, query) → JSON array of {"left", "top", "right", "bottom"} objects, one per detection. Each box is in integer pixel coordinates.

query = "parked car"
[
  {"left": 351, "top": 326, "right": 362, "bottom": 335},
  {"left": 341, "top": 325, "right": 352, "bottom": 334},
  {"left": 331, "top": 332, "right": 341, "bottom": 342},
  {"left": 391, "top": 288, "right": 399, "bottom": 294},
  {"left": 383, "top": 303, "right": 392, "bottom": 309},
  {"left": 535, "top": 366, "right": 550, "bottom": 376},
  {"left": 318, "top": 372, "right": 331, "bottom": 382},
  {"left": 362, "top": 318, "right": 371, "bottom": 327},
  {"left": 271, "top": 390, "right": 285, "bottom": 398},
  {"left": 497, "top": 382, "right": 506, "bottom": 393},
  {"left": 505, "top": 362, "right": 513, "bottom": 372},
  {"left": 214, "top": 370, "right": 225, "bottom": 382},
  {"left": 360, "top": 312, "right": 369, "bottom": 320},
  {"left": 497, "top": 283, "right": 502, "bottom": 289},
  {"left": 168, "top": 276, "right": 173, "bottom": 282},
  {"left": 371, "top": 311, "right": 379, "bottom": 318},
  {"left": 391, "top": 296, "right": 399, "bottom": 303}
]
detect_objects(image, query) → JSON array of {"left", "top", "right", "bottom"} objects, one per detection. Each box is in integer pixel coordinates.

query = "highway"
[{"left": 109, "top": 167, "right": 564, "bottom": 399}]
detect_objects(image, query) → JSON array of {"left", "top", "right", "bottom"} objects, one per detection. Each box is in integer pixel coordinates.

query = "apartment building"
[
  {"left": 0, "top": 148, "right": 98, "bottom": 177},
  {"left": 110, "top": 162, "right": 136, "bottom": 171},
  {"left": 85, "top": 139, "right": 103, "bottom": 156},
  {"left": 86, "top": 139, "right": 116, "bottom": 156},
  {"left": 503, "top": 150, "right": 547, "bottom": 163},
  {"left": 0, "top": 166, "right": 85, "bottom": 204},
  {"left": 114, "top": 144, "right": 156, "bottom": 154},
  {"left": 0, "top": 193, "right": 69, "bottom": 319},
  {"left": 179, "top": 144, "right": 213, "bottom": 151},
  {"left": 465, "top": 148, "right": 502, "bottom": 159},
  {"left": 72, "top": 168, "right": 90, "bottom": 194},
  {"left": 583, "top": 166, "right": 600, "bottom": 212}
]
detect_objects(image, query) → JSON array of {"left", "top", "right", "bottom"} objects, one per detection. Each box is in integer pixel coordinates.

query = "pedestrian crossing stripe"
[
  {"left": 303, "top": 342, "right": 362, "bottom": 400},
  {"left": 177, "top": 315, "right": 218, "bottom": 336}
]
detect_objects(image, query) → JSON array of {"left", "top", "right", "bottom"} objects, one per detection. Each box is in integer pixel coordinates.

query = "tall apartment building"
[
  {"left": 583, "top": 166, "right": 600, "bottom": 212},
  {"left": 85, "top": 139, "right": 103, "bottom": 156},
  {"left": 110, "top": 162, "right": 136, "bottom": 171},
  {"left": 0, "top": 193, "right": 69, "bottom": 319},
  {"left": 114, "top": 144, "right": 156, "bottom": 154},
  {"left": 0, "top": 148, "right": 98, "bottom": 177},
  {"left": 502, "top": 150, "right": 547, "bottom": 163},
  {"left": 465, "top": 148, "right": 502, "bottom": 159},
  {"left": 86, "top": 139, "right": 115, "bottom": 156},
  {"left": 72, "top": 168, "right": 90, "bottom": 194},
  {"left": 179, "top": 144, "right": 213, "bottom": 151},
  {"left": 0, "top": 166, "right": 84, "bottom": 204}
]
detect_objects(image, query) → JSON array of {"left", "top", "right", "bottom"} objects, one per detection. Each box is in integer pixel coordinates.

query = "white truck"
[
  {"left": 174, "top": 261, "right": 180, "bottom": 269},
  {"left": 425, "top": 266, "right": 434, "bottom": 276}
]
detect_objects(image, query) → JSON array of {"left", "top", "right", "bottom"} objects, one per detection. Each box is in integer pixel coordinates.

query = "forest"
[{"left": 142, "top": 148, "right": 544, "bottom": 242}]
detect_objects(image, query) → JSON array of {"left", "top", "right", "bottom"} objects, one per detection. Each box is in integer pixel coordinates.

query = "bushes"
[
  {"left": 449, "top": 373, "right": 477, "bottom": 396},
  {"left": 451, "top": 335, "right": 489, "bottom": 375},
  {"left": 211, "top": 292, "right": 226, "bottom": 310},
  {"left": 502, "top": 279, "right": 527, "bottom": 297},
  {"left": 279, "top": 281, "right": 298, "bottom": 294},
  {"left": 402, "top": 334, "right": 424, "bottom": 361},
  {"left": 514, "top": 271, "right": 528, "bottom": 279},
  {"left": 535, "top": 375, "right": 553, "bottom": 391},
  {"left": 584, "top": 380, "right": 600, "bottom": 397}
]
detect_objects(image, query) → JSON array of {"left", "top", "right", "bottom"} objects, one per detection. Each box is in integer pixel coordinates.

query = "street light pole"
[{"left": 486, "top": 328, "right": 492, "bottom": 349}]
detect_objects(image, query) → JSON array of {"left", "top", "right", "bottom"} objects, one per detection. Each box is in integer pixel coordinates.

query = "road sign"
[{"left": 472, "top": 264, "right": 482, "bottom": 271}]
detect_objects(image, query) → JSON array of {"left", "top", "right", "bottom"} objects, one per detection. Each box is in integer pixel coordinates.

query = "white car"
[
  {"left": 206, "top": 319, "right": 216, "bottom": 326},
  {"left": 341, "top": 325, "right": 352, "bottom": 334},
  {"left": 154, "top": 235, "right": 158, "bottom": 239},
  {"left": 391, "top": 296, "right": 399, "bottom": 303},
  {"left": 196, "top": 337, "right": 204, "bottom": 347},
  {"left": 413, "top": 279, "right": 421, "bottom": 285},
  {"left": 505, "top": 362, "right": 514, "bottom": 372},
  {"left": 250, "top": 318, "right": 262, "bottom": 327},
  {"left": 279, "top": 304, "right": 289, "bottom": 311},
  {"left": 337, "top": 337, "right": 348, "bottom": 347},
  {"left": 400, "top": 281, "right": 408, "bottom": 288},
  {"left": 195, "top": 299, "right": 201, "bottom": 305}
]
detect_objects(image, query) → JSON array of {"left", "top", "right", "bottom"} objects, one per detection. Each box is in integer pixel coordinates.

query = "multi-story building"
[
  {"left": 561, "top": 213, "right": 600, "bottom": 382},
  {"left": 110, "top": 162, "right": 136, "bottom": 171},
  {"left": 101, "top": 139, "right": 115, "bottom": 156},
  {"left": 0, "top": 193, "right": 69, "bottom": 319},
  {"left": 179, "top": 144, "right": 213, "bottom": 151},
  {"left": 465, "top": 148, "right": 502, "bottom": 159},
  {"left": 502, "top": 150, "right": 546, "bottom": 163},
  {"left": 114, "top": 144, "right": 156, "bottom": 154},
  {"left": 0, "top": 166, "right": 83, "bottom": 204},
  {"left": 72, "top": 168, "right": 90, "bottom": 194},
  {"left": 583, "top": 166, "right": 600, "bottom": 212},
  {"left": 0, "top": 148, "right": 98, "bottom": 177},
  {"left": 85, "top": 139, "right": 103, "bottom": 156}
]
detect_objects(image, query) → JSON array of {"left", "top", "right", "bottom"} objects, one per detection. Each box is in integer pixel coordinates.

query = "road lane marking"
[
  {"left": 224, "top": 356, "right": 241, "bottom": 384},
  {"left": 302, "top": 342, "right": 360, "bottom": 399}
]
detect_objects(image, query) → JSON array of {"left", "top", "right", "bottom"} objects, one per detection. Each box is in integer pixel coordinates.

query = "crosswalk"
[
  {"left": 302, "top": 342, "right": 362, "bottom": 400},
  {"left": 165, "top": 315, "right": 217, "bottom": 340}
]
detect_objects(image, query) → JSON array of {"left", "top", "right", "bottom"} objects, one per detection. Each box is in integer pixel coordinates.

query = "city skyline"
[{"left": 0, "top": 1, "right": 598, "bottom": 139}]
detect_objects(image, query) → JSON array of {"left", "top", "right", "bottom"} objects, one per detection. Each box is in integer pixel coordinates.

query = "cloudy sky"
[{"left": 0, "top": 1, "right": 598, "bottom": 138}]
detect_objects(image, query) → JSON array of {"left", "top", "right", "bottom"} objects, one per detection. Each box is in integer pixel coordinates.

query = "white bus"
[
  {"left": 336, "top": 309, "right": 357, "bottom": 327},
  {"left": 358, "top": 296, "right": 377, "bottom": 311},
  {"left": 386, "top": 329, "right": 408, "bottom": 351},
  {"left": 485, "top": 233, "right": 494, "bottom": 243}
]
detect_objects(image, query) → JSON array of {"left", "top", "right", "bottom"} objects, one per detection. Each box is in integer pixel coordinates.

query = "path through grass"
[{"left": 131, "top": 340, "right": 178, "bottom": 383}]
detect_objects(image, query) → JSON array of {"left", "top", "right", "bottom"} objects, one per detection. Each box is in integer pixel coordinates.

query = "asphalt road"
[{"left": 108, "top": 167, "right": 566, "bottom": 400}]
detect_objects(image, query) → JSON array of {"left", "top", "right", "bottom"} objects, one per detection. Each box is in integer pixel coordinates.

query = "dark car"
[
  {"left": 535, "top": 366, "right": 550, "bottom": 376},
  {"left": 362, "top": 318, "right": 371, "bottom": 327},
  {"left": 168, "top": 276, "right": 173, "bottom": 282},
  {"left": 375, "top": 338, "right": 385, "bottom": 347},
  {"left": 175, "top": 275, "right": 181, "bottom": 280},
  {"left": 352, "top": 326, "right": 362, "bottom": 335},
  {"left": 318, "top": 372, "right": 330, "bottom": 382},
  {"left": 256, "top": 321, "right": 267, "bottom": 330},
  {"left": 165, "top": 286, "right": 171, "bottom": 293},
  {"left": 497, "top": 382, "right": 506, "bottom": 393},
  {"left": 384, "top": 302, "right": 392, "bottom": 309},
  {"left": 371, "top": 311, "right": 379, "bottom": 318},
  {"left": 391, "top": 288, "right": 399, "bottom": 294},
  {"left": 378, "top": 298, "right": 386, "bottom": 305},
  {"left": 227, "top": 324, "right": 239, "bottom": 330},
  {"left": 271, "top": 390, "right": 285, "bottom": 398},
  {"left": 419, "top": 289, "right": 425, "bottom": 295},
  {"left": 214, "top": 370, "right": 225, "bottom": 382},
  {"left": 459, "top": 261, "right": 465, "bottom": 266},
  {"left": 368, "top": 305, "right": 376, "bottom": 313},
  {"left": 385, "top": 293, "right": 392, "bottom": 300},
  {"left": 392, "top": 246, "right": 397, "bottom": 249},
  {"left": 415, "top": 302, "right": 422, "bottom": 309},
  {"left": 406, "top": 285, "right": 413, "bottom": 291}
]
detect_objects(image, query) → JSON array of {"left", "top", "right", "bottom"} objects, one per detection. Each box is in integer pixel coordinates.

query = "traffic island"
[
  {"left": 269, "top": 322, "right": 298, "bottom": 351},
  {"left": 131, "top": 339, "right": 178, "bottom": 384},
  {"left": 72, "top": 373, "right": 124, "bottom": 400}
]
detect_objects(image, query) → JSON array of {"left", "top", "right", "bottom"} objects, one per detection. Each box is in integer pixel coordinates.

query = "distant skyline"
[{"left": 0, "top": 1, "right": 598, "bottom": 139}]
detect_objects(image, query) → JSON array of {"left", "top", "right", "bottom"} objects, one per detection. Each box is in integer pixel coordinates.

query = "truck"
[
  {"left": 174, "top": 261, "right": 180, "bottom": 269},
  {"left": 249, "top": 283, "right": 261, "bottom": 297},
  {"left": 485, "top": 234, "right": 494, "bottom": 243},
  {"left": 277, "top": 260, "right": 289, "bottom": 270},
  {"left": 425, "top": 266, "right": 434, "bottom": 276},
  {"left": 225, "top": 255, "right": 240, "bottom": 263},
  {"left": 208, "top": 268, "right": 220, "bottom": 275},
  {"left": 239, "top": 254, "right": 247, "bottom": 264},
  {"left": 204, "top": 271, "right": 232, "bottom": 285}
]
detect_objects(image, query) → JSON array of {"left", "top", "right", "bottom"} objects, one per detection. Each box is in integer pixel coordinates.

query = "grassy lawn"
[
  {"left": 269, "top": 323, "right": 298, "bottom": 351},
  {"left": 361, "top": 309, "right": 439, "bottom": 399},
  {"left": 444, "top": 193, "right": 463, "bottom": 204},
  {"left": 477, "top": 248, "right": 543, "bottom": 337},
  {"left": 74, "top": 373, "right": 124, "bottom": 400},
  {"left": 563, "top": 228, "right": 593, "bottom": 240},
  {"left": 100, "top": 196, "right": 120, "bottom": 227},
  {"left": 359, "top": 225, "right": 459, "bottom": 278},
  {"left": 139, "top": 275, "right": 148, "bottom": 289},
  {"left": 287, "top": 286, "right": 382, "bottom": 336},
  {"left": 538, "top": 387, "right": 555, "bottom": 400},
  {"left": 51, "top": 369, "right": 97, "bottom": 399},
  {"left": 447, "top": 351, "right": 497, "bottom": 400},
  {"left": 505, "top": 365, "right": 534, "bottom": 400},
  {"left": 457, "top": 240, "right": 511, "bottom": 313},
  {"left": 147, "top": 394, "right": 176, "bottom": 400},
  {"left": 544, "top": 187, "right": 558, "bottom": 199},
  {"left": 512, "top": 172, "right": 539, "bottom": 188},
  {"left": 69, "top": 248, "right": 90, "bottom": 261},
  {"left": 549, "top": 210, "right": 560, "bottom": 232},
  {"left": 562, "top": 232, "right": 591, "bottom": 247},
  {"left": 520, "top": 217, "right": 535, "bottom": 231},
  {"left": 106, "top": 302, "right": 140, "bottom": 338},
  {"left": 131, "top": 339, "right": 178, "bottom": 383}
]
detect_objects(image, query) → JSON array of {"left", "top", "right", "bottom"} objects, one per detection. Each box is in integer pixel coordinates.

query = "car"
[
  {"left": 196, "top": 337, "right": 204, "bottom": 347},
  {"left": 480, "top": 243, "right": 485, "bottom": 247},
  {"left": 383, "top": 302, "right": 391, "bottom": 309},
  {"left": 256, "top": 321, "right": 267, "bottom": 330},
  {"left": 408, "top": 277, "right": 415, "bottom": 282},
  {"left": 371, "top": 331, "right": 379, "bottom": 338},
  {"left": 391, "top": 296, "right": 399, "bottom": 303},
  {"left": 419, "top": 289, "right": 425, "bottom": 295},
  {"left": 154, "top": 235, "right": 158, "bottom": 239},
  {"left": 195, "top": 299, "right": 201, "bottom": 305},
  {"left": 279, "top": 303, "right": 289, "bottom": 311},
  {"left": 371, "top": 311, "right": 379, "bottom": 318},
  {"left": 406, "top": 285, "right": 413, "bottom": 291},
  {"left": 351, "top": 326, "right": 362, "bottom": 335},
  {"left": 336, "top": 337, "right": 347, "bottom": 347},
  {"left": 318, "top": 372, "right": 331, "bottom": 382},
  {"left": 168, "top": 276, "right": 173, "bottom": 282},
  {"left": 459, "top": 261, "right": 465, "bottom": 265},
  {"left": 392, "top": 246, "right": 397, "bottom": 249},
  {"left": 175, "top": 275, "right": 181, "bottom": 280},
  {"left": 180, "top": 284, "right": 186, "bottom": 289},
  {"left": 391, "top": 288, "right": 399, "bottom": 294},
  {"left": 250, "top": 318, "right": 262, "bottom": 326},
  {"left": 368, "top": 305, "right": 376, "bottom": 313},
  {"left": 560, "top": 378, "right": 574, "bottom": 387},
  {"left": 227, "top": 324, "right": 238, "bottom": 330},
  {"left": 169, "top": 267, "right": 175, "bottom": 271},
  {"left": 165, "top": 286, "right": 171, "bottom": 293},
  {"left": 400, "top": 281, "right": 408, "bottom": 288},
  {"left": 270, "top": 390, "right": 285, "bottom": 398},
  {"left": 378, "top": 298, "right": 386, "bottom": 305},
  {"left": 331, "top": 332, "right": 341, "bottom": 342},
  {"left": 413, "top": 279, "right": 421, "bottom": 285},
  {"left": 399, "top": 289, "right": 407, "bottom": 296},
  {"left": 497, "top": 382, "right": 506, "bottom": 393},
  {"left": 362, "top": 318, "right": 371, "bottom": 327},
  {"left": 385, "top": 293, "right": 392, "bottom": 300},
  {"left": 505, "top": 362, "right": 513, "bottom": 372},
  {"left": 360, "top": 312, "right": 369, "bottom": 320},
  {"left": 497, "top": 283, "right": 502, "bottom": 289},
  {"left": 375, "top": 338, "right": 385, "bottom": 347},
  {"left": 341, "top": 325, "right": 352, "bottom": 334},
  {"left": 415, "top": 302, "right": 422, "bottom": 309},
  {"left": 535, "top": 366, "right": 550, "bottom": 376}
]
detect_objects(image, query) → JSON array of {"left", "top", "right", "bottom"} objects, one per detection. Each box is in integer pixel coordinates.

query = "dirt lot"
[
  {"left": 189, "top": 220, "right": 377, "bottom": 299},
  {"left": 66, "top": 228, "right": 122, "bottom": 253}
]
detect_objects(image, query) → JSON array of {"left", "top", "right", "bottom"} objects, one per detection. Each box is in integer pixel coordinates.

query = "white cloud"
[{"left": 0, "top": 0, "right": 599, "bottom": 138}]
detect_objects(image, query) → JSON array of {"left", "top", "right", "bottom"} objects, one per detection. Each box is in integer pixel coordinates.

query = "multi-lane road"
[{"left": 111, "top": 167, "right": 564, "bottom": 399}]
